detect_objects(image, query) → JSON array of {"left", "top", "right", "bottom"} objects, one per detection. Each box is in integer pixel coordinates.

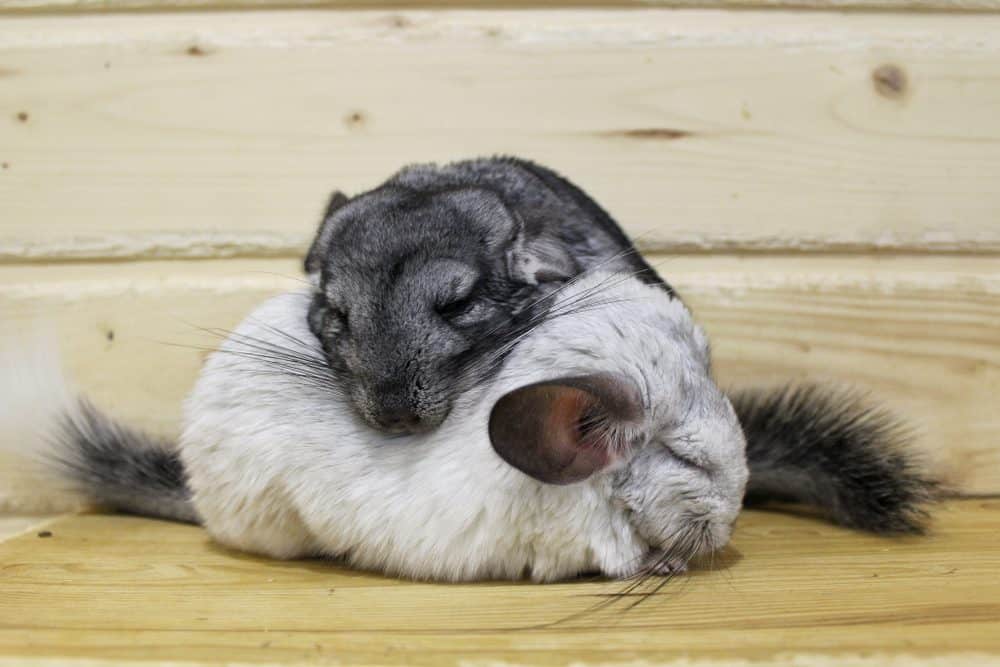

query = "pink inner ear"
[
  {"left": 543, "top": 387, "right": 613, "bottom": 477},
  {"left": 488, "top": 374, "right": 640, "bottom": 485}
]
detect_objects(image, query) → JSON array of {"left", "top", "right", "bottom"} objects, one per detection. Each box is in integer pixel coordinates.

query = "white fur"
[
  {"left": 0, "top": 274, "right": 747, "bottom": 580},
  {"left": 0, "top": 331, "right": 89, "bottom": 513},
  {"left": 181, "top": 274, "right": 748, "bottom": 581}
]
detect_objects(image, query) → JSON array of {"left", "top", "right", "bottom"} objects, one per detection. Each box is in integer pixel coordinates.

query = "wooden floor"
[{"left": 0, "top": 501, "right": 997, "bottom": 666}]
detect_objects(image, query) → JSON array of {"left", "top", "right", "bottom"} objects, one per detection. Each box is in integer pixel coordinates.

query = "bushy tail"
[
  {"left": 0, "top": 338, "right": 197, "bottom": 523},
  {"left": 731, "top": 384, "right": 940, "bottom": 534}
]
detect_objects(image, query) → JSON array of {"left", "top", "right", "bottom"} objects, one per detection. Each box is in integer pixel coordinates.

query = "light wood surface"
[
  {"left": 4, "top": 0, "right": 1000, "bottom": 15},
  {"left": 0, "top": 514, "right": 56, "bottom": 541},
  {"left": 0, "top": 7, "right": 997, "bottom": 663},
  {"left": 3, "top": 10, "right": 1000, "bottom": 260},
  {"left": 1, "top": 253, "right": 996, "bottom": 493},
  {"left": 0, "top": 499, "right": 997, "bottom": 665}
]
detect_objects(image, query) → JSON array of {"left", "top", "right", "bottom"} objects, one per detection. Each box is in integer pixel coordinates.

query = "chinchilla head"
[
  {"left": 305, "top": 184, "right": 580, "bottom": 434},
  {"left": 487, "top": 272, "right": 749, "bottom": 568}
]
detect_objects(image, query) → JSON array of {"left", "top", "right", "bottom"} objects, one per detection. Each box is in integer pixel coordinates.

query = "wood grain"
[
  {"left": 0, "top": 515, "right": 57, "bottom": 541},
  {"left": 0, "top": 500, "right": 997, "bottom": 665},
  {"left": 670, "top": 253, "right": 1000, "bottom": 495},
  {"left": 3, "top": 0, "right": 1000, "bottom": 15},
  {"left": 0, "top": 253, "right": 996, "bottom": 492},
  {"left": 3, "top": 10, "right": 1000, "bottom": 260}
]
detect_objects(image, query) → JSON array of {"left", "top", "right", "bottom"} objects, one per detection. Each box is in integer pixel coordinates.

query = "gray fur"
[
  {"left": 54, "top": 399, "right": 198, "bottom": 523},
  {"left": 305, "top": 156, "right": 669, "bottom": 433},
  {"left": 733, "top": 384, "right": 939, "bottom": 534},
  {"left": 305, "top": 156, "right": 939, "bottom": 534}
]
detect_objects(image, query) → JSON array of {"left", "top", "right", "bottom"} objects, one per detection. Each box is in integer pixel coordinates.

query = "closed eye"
[
  {"left": 325, "top": 305, "right": 349, "bottom": 331},
  {"left": 307, "top": 294, "right": 348, "bottom": 338},
  {"left": 447, "top": 301, "right": 500, "bottom": 329},
  {"left": 663, "top": 443, "right": 709, "bottom": 473},
  {"left": 436, "top": 294, "right": 476, "bottom": 320}
]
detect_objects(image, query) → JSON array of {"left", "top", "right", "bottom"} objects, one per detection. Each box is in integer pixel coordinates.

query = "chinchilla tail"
[
  {"left": 0, "top": 334, "right": 198, "bottom": 522},
  {"left": 731, "top": 384, "right": 940, "bottom": 535}
]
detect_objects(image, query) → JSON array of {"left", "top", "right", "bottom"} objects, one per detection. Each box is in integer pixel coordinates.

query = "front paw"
[
  {"left": 636, "top": 549, "right": 688, "bottom": 577},
  {"left": 609, "top": 549, "right": 689, "bottom": 579}
]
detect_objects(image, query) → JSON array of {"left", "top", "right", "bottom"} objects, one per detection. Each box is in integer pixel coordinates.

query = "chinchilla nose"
[{"left": 375, "top": 406, "right": 428, "bottom": 434}]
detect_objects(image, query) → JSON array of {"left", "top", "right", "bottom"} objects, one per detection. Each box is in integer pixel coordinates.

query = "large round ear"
[
  {"left": 488, "top": 373, "right": 643, "bottom": 485},
  {"left": 304, "top": 191, "right": 350, "bottom": 276},
  {"left": 434, "top": 188, "right": 520, "bottom": 252}
]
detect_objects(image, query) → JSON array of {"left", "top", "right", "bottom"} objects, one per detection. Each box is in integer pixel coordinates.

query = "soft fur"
[
  {"left": 304, "top": 157, "right": 670, "bottom": 434},
  {"left": 0, "top": 274, "right": 749, "bottom": 582},
  {"left": 0, "top": 334, "right": 194, "bottom": 520},
  {"left": 0, "top": 273, "right": 941, "bottom": 581},
  {"left": 182, "top": 275, "right": 747, "bottom": 581},
  {"left": 735, "top": 384, "right": 939, "bottom": 534},
  {"left": 0, "top": 332, "right": 85, "bottom": 514},
  {"left": 298, "top": 155, "right": 938, "bottom": 537}
]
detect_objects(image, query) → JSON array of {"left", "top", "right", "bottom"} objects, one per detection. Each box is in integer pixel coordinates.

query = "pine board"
[
  {"left": 0, "top": 500, "right": 997, "bottom": 665},
  {"left": 3, "top": 0, "right": 1000, "bottom": 14},
  {"left": 3, "top": 10, "right": 1000, "bottom": 260}
]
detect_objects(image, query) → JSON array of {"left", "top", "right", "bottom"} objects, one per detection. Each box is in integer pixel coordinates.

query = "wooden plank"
[
  {"left": 675, "top": 254, "right": 1000, "bottom": 496},
  {"left": 0, "top": 500, "right": 998, "bottom": 665},
  {"left": 0, "top": 259, "right": 302, "bottom": 435},
  {"left": 0, "top": 515, "right": 58, "bottom": 542},
  {"left": 3, "top": 0, "right": 1000, "bottom": 15},
  {"left": 3, "top": 10, "right": 1000, "bottom": 261},
  {"left": 0, "top": 253, "right": 997, "bottom": 492}
]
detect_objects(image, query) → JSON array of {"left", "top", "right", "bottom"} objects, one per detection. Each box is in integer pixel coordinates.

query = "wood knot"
[
  {"left": 186, "top": 44, "right": 210, "bottom": 57},
  {"left": 872, "top": 64, "right": 907, "bottom": 99},
  {"left": 15, "top": 111, "right": 28, "bottom": 123},
  {"left": 345, "top": 110, "right": 367, "bottom": 128},
  {"left": 608, "top": 128, "right": 692, "bottom": 141},
  {"left": 388, "top": 15, "right": 411, "bottom": 29}
]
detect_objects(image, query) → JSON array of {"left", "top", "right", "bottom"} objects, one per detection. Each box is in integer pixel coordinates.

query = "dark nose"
[{"left": 375, "top": 407, "right": 427, "bottom": 434}]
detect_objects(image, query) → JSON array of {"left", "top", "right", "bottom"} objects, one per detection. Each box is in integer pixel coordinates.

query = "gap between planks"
[{"left": 3, "top": 0, "right": 1000, "bottom": 15}]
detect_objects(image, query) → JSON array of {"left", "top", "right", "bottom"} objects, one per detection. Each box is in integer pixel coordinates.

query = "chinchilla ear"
[
  {"left": 488, "top": 373, "right": 643, "bottom": 485},
  {"left": 506, "top": 232, "right": 579, "bottom": 285},
  {"left": 434, "top": 188, "right": 519, "bottom": 252},
  {"left": 433, "top": 188, "right": 576, "bottom": 284},
  {"left": 304, "top": 191, "right": 350, "bottom": 277}
]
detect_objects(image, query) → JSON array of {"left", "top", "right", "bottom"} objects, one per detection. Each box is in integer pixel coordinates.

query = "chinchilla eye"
[
  {"left": 436, "top": 293, "right": 476, "bottom": 320},
  {"left": 325, "top": 304, "right": 349, "bottom": 331},
  {"left": 451, "top": 302, "right": 499, "bottom": 328},
  {"left": 662, "top": 442, "right": 708, "bottom": 473}
]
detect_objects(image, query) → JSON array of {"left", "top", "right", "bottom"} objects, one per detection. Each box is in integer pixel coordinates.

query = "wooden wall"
[{"left": 1, "top": 3, "right": 997, "bottom": 492}]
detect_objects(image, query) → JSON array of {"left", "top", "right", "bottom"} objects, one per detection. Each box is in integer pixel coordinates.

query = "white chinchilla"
[{"left": 0, "top": 273, "right": 747, "bottom": 581}]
